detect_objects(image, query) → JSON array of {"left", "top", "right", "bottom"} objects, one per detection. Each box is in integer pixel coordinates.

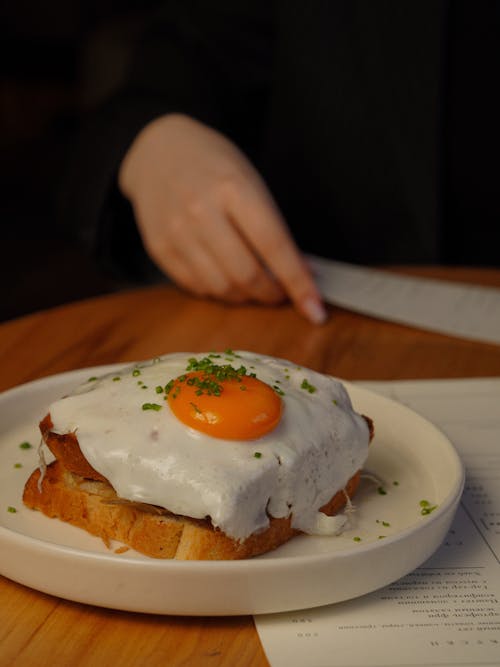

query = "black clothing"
[{"left": 59, "top": 0, "right": 500, "bottom": 285}]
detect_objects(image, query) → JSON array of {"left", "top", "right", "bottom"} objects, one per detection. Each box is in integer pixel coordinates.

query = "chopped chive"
[
  {"left": 419, "top": 499, "right": 437, "bottom": 515},
  {"left": 19, "top": 442, "right": 32, "bottom": 450},
  {"left": 7, "top": 506, "right": 17, "bottom": 513},
  {"left": 142, "top": 403, "right": 162, "bottom": 411},
  {"left": 167, "top": 356, "right": 260, "bottom": 398},
  {"left": 300, "top": 379, "right": 317, "bottom": 394},
  {"left": 254, "top": 452, "right": 262, "bottom": 459}
]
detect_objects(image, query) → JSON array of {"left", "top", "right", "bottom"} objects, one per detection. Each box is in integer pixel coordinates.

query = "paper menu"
[
  {"left": 308, "top": 256, "right": 500, "bottom": 345},
  {"left": 254, "top": 378, "right": 500, "bottom": 667}
]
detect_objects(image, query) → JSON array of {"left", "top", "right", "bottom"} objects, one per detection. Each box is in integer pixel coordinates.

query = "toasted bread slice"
[
  {"left": 29, "top": 412, "right": 374, "bottom": 559},
  {"left": 23, "top": 460, "right": 362, "bottom": 560}
]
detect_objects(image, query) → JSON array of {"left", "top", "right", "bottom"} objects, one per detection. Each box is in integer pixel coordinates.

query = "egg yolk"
[{"left": 167, "top": 371, "right": 283, "bottom": 440}]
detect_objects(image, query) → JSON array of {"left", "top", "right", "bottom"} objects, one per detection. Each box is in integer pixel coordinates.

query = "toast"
[
  {"left": 22, "top": 351, "right": 374, "bottom": 560},
  {"left": 23, "top": 459, "right": 364, "bottom": 560}
]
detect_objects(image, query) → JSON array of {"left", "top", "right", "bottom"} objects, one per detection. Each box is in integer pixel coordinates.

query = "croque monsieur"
[{"left": 23, "top": 350, "right": 374, "bottom": 560}]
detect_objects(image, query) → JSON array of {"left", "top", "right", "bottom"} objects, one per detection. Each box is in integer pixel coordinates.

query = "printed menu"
[
  {"left": 255, "top": 378, "right": 500, "bottom": 667},
  {"left": 308, "top": 256, "right": 500, "bottom": 345}
]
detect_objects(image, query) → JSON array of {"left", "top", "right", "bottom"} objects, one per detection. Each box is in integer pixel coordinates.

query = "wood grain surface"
[{"left": 1, "top": 267, "right": 499, "bottom": 667}]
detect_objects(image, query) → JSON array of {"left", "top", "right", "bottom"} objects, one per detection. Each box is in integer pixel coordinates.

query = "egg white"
[{"left": 47, "top": 351, "right": 370, "bottom": 540}]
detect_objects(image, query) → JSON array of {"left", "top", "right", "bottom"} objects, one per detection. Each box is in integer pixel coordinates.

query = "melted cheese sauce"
[{"left": 48, "top": 351, "right": 370, "bottom": 540}]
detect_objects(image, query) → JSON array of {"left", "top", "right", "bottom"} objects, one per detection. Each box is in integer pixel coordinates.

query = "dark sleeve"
[{"left": 57, "top": 0, "right": 275, "bottom": 284}]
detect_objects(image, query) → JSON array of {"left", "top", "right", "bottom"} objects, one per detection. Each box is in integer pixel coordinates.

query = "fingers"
[
  {"left": 136, "top": 167, "right": 326, "bottom": 322},
  {"left": 222, "top": 172, "right": 328, "bottom": 324},
  {"left": 138, "top": 199, "right": 287, "bottom": 304},
  {"left": 191, "top": 204, "right": 288, "bottom": 304}
]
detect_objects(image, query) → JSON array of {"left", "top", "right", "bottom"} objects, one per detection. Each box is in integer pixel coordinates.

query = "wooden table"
[{"left": 1, "top": 267, "right": 499, "bottom": 667}]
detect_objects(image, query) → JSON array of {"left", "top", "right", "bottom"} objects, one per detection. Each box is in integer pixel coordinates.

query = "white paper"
[
  {"left": 254, "top": 377, "right": 500, "bottom": 667},
  {"left": 308, "top": 256, "right": 500, "bottom": 345}
]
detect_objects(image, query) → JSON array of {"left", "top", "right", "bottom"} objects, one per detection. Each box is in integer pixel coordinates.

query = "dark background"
[
  {"left": 2, "top": 2, "right": 499, "bottom": 323},
  {"left": 1, "top": 1, "right": 153, "bottom": 322}
]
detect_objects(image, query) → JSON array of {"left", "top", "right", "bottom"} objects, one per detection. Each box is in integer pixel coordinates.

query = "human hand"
[{"left": 118, "top": 113, "right": 327, "bottom": 324}]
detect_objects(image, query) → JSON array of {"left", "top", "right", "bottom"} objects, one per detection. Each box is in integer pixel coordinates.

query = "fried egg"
[{"left": 47, "top": 350, "right": 371, "bottom": 540}]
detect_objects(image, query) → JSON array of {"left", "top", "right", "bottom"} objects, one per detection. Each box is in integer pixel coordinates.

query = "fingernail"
[{"left": 302, "top": 297, "right": 328, "bottom": 325}]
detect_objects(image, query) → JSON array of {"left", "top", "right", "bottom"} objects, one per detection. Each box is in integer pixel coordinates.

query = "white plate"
[{"left": 0, "top": 366, "right": 464, "bottom": 616}]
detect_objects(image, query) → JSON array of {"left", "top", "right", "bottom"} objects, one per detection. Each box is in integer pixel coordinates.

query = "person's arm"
[
  {"left": 58, "top": 1, "right": 326, "bottom": 322},
  {"left": 119, "top": 113, "right": 326, "bottom": 322}
]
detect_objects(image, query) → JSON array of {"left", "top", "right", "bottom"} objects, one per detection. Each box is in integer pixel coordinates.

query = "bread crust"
[
  {"left": 26, "top": 412, "right": 373, "bottom": 560},
  {"left": 39, "top": 414, "right": 108, "bottom": 482},
  {"left": 23, "top": 461, "right": 362, "bottom": 560}
]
